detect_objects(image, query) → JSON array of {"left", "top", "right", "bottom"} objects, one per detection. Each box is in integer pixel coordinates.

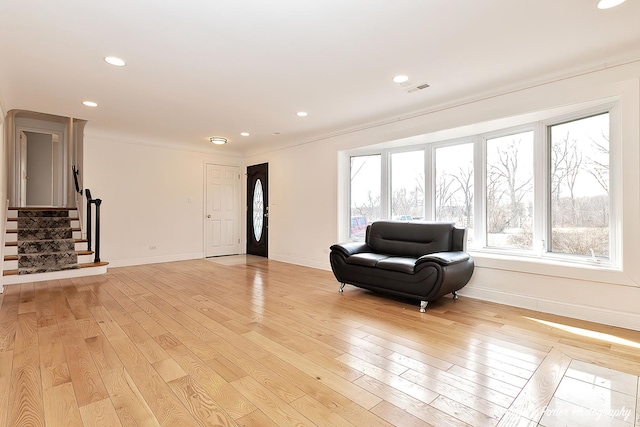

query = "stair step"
[
  {"left": 4, "top": 250, "right": 94, "bottom": 262},
  {"left": 3, "top": 261, "right": 108, "bottom": 276},
  {"left": 9, "top": 207, "right": 78, "bottom": 211},
  {"left": 5, "top": 238, "right": 88, "bottom": 247},
  {"left": 6, "top": 227, "right": 81, "bottom": 234}
]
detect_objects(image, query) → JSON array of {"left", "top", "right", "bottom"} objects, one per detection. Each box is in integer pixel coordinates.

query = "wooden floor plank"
[
  {"left": 244, "top": 330, "right": 383, "bottom": 410},
  {"left": 0, "top": 258, "right": 639, "bottom": 427},
  {"left": 168, "top": 375, "right": 239, "bottom": 427},
  {"left": 79, "top": 398, "right": 123, "bottom": 427},
  {"left": 353, "top": 374, "right": 468, "bottom": 427},
  {"left": 7, "top": 365, "right": 44, "bottom": 427},
  {"left": 108, "top": 336, "right": 203, "bottom": 426},
  {"left": 230, "top": 375, "right": 314, "bottom": 427},
  {"left": 370, "top": 400, "right": 437, "bottom": 427},
  {"left": 101, "top": 367, "right": 162, "bottom": 427},
  {"left": 164, "top": 345, "right": 256, "bottom": 419},
  {"left": 58, "top": 321, "right": 110, "bottom": 407},
  {"left": 0, "top": 371, "right": 13, "bottom": 427},
  {"left": 506, "top": 348, "right": 573, "bottom": 422},
  {"left": 43, "top": 382, "right": 84, "bottom": 427}
]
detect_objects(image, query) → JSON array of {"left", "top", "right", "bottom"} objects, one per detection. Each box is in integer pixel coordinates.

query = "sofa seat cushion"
[
  {"left": 345, "top": 253, "right": 389, "bottom": 267},
  {"left": 376, "top": 257, "right": 418, "bottom": 274}
]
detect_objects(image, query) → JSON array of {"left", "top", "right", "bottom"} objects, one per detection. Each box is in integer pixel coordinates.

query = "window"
[
  {"left": 350, "top": 155, "right": 381, "bottom": 239},
  {"left": 435, "top": 143, "right": 474, "bottom": 243},
  {"left": 391, "top": 150, "right": 424, "bottom": 220},
  {"left": 549, "top": 113, "right": 610, "bottom": 259},
  {"left": 343, "top": 104, "right": 616, "bottom": 266},
  {"left": 485, "top": 131, "right": 534, "bottom": 250}
]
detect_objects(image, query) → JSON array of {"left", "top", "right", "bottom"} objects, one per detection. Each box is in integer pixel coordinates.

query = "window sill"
[{"left": 467, "top": 249, "right": 636, "bottom": 287}]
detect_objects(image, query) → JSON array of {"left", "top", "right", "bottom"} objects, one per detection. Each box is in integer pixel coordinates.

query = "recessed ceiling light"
[
  {"left": 393, "top": 75, "right": 409, "bottom": 83},
  {"left": 104, "top": 56, "right": 126, "bottom": 67},
  {"left": 240, "top": 132, "right": 250, "bottom": 136},
  {"left": 209, "top": 136, "right": 227, "bottom": 145},
  {"left": 296, "top": 112, "right": 308, "bottom": 117},
  {"left": 82, "top": 101, "right": 98, "bottom": 107},
  {"left": 597, "top": 0, "right": 626, "bottom": 8}
]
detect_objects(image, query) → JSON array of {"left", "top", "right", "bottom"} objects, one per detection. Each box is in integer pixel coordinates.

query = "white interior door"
[
  {"left": 25, "top": 131, "right": 54, "bottom": 206},
  {"left": 205, "top": 164, "right": 240, "bottom": 257}
]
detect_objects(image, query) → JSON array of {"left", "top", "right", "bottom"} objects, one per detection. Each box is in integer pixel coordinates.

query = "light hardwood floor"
[{"left": 0, "top": 258, "right": 639, "bottom": 426}]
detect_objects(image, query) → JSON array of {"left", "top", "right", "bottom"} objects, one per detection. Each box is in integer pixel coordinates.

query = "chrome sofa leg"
[
  {"left": 420, "top": 301, "right": 428, "bottom": 312},
  {"left": 339, "top": 283, "right": 346, "bottom": 293},
  {"left": 452, "top": 291, "right": 459, "bottom": 300}
]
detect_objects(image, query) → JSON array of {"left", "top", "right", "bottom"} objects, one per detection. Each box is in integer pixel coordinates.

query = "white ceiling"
[{"left": 1, "top": 0, "right": 639, "bottom": 156}]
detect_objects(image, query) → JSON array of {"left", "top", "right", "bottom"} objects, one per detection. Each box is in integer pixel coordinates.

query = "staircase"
[{"left": 2, "top": 207, "right": 108, "bottom": 285}]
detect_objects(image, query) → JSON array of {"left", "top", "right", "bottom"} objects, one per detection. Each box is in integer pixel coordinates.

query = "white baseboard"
[
  {"left": 2, "top": 264, "right": 108, "bottom": 286},
  {"left": 269, "top": 253, "right": 332, "bottom": 271},
  {"left": 460, "top": 286, "right": 640, "bottom": 332},
  {"left": 107, "top": 252, "right": 205, "bottom": 268}
]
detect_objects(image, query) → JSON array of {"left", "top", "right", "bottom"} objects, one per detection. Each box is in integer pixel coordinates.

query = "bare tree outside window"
[
  {"left": 549, "top": 113, "right": 610, "bottom": 258},
  {"left": 435, "top": 143, "right": 474, "bottom": 245},
  {"left": 486, "top": 131, "right": 534, "bottom": 249},
  {"left": 391, "top": 151, "right": 425, "bottom": 220}
]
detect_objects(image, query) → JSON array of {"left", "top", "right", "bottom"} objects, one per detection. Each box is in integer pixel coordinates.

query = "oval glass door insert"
[{"left": 253, "top": 179, "right": 264, "bottom": 241}]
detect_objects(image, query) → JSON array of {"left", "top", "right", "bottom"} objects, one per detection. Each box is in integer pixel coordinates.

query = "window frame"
[
  {"left": 388, "top": 147, "right": 427, "bottom": 221},
  {"left": 431, "top": 138, "right": 477, "bottom": 244},
  {"left": 480, "top": 124, "right": 537, "bottom": 255},
  {"left": 342, "top": 101, "right": 620, "bottom": 269},
  {"left": 348, "top": 152, "right": 384, "bottom": 240},
  {"left": 540, "top": 104, "right": 618, "bottom": 267}
]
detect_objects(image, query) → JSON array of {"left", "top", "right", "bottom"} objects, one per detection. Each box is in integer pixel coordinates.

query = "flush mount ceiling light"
[
  {"left": 393, "top": 75, "right": 409, "bottom": 83},
  {"left": 209, "top": 136, "right": 227, "bottom": 145},
  {"left": 240, "top": 132, "right": 250, "bottom": 136},
  {"left": 82, "top": 101, "right": 98, "bottom": 107},
  {"left": 296, "top": 111, "right": 308, "bottom": 117},
  {"left": 597, "top": 0, "right": 626, "bottom": 8},
  {"left": 104, "top": 56, "right": 126, "bottom": 66}
]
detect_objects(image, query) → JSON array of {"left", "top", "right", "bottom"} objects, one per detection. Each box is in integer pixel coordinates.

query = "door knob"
[
  {"left": 264, "top": 213, "right": 269, "bottom": 218},
  {"left": 207, "top": 215, "right": 211, "bottom": 218}
]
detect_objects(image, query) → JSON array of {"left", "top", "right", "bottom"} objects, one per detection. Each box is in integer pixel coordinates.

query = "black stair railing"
[
  {"left": 84, "top": 189, "right": 102, "bottom": 263},
  {"left": 72, "top": 165, "right": 82, "bottom": 195}
]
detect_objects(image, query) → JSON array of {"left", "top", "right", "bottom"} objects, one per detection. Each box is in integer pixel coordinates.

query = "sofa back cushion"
[{"left": 367, "top": 221, "right": 454, "bottom": 257}]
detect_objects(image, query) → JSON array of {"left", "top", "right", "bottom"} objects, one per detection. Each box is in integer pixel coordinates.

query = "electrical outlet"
[
  {"left": 149, "top": 245, "right": 157, "bottom": 250},
  {"left": 188, "top": 197, "right": 193, "bottom": 203}
]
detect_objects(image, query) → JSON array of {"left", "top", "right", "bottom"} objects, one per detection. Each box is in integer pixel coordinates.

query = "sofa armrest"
[
  {"left": 416, "top": 251, "right": 469, "bottom": 266},
  {"left": 330, "top": 242, "right": 372, "bottom": 258},
  {"left": 452, "top": 227, "right": 468, "bottom": 251}
]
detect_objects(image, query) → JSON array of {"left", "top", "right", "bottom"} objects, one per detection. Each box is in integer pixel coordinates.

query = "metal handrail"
[
  {"left": 84, "top": 188, "right": 102, "bottom": 263},
  {"left": 72, "top": 165, "right": 82, "bottom": 195}
]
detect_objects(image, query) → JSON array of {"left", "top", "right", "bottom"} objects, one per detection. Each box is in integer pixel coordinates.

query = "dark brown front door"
[{"left": 247, "top": 163, "right": 268, "bottom": 257}]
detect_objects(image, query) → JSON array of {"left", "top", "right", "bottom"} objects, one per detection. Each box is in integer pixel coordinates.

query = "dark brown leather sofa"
[{"left": 329, "top": 221, "right": 474, "bottom": 311}]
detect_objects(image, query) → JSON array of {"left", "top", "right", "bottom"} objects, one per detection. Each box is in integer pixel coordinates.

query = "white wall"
[
  {"left": 83, "top": 137, "right": 243, "bottom": 267},
  {"left": 246, "top": 142, "right": 338, "bottom": 269},
  {"left": 245, "top": 61, "right": 640, "bottom": 331}
]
